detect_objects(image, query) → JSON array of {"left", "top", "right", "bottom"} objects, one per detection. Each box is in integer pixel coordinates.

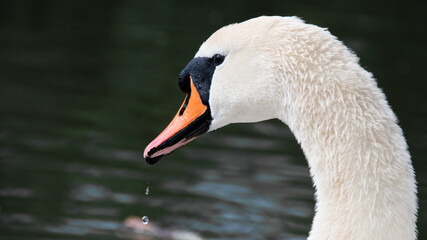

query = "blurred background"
[{"left": 0, "top": 1, "right": 426, "bottom": 239}]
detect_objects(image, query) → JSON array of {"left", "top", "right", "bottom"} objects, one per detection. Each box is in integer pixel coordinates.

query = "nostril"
[
  {"left": 179, "top": 93, "right": 190, "bottom": 116},
  {"left": 179, "top": 105, "right": 187, "bottom": 116}
]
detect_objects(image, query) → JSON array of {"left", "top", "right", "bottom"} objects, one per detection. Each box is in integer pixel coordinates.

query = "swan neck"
[{"left": 277, "top": 67, "right": 417, "bottom": 240}]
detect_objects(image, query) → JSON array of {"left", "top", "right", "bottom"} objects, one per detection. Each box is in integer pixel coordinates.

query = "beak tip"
[
  {"left": 144, "top": 145, "right": 157, "bottom": 165},
  {"left": 143, "top": 149, "right": 149, "bottom": 160}
]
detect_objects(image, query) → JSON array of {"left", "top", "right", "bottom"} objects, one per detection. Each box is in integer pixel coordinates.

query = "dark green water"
[{"left": 1, "top": 1, "right": 426, "bottom": 239}]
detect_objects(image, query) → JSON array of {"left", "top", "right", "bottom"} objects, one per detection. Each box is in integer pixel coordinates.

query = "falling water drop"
[
  {"left": 145, "top": 186, "right": 149, "bottom": 195},
  {"left": 142, "top": 216, "right": 149, "bottom": 224}
]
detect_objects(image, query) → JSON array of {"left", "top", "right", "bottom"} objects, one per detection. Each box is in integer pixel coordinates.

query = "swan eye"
[{"left": 212, "top": 54, "right": 225, "bottom": 66}]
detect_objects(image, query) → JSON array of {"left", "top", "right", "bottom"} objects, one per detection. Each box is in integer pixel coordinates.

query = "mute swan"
[{"left": 144, "top": 16, "right": 417, "bottom": 240}]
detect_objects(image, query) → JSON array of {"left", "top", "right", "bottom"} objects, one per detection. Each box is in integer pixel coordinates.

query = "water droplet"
[
  {"left": 145, "top": 186, "right": 149, "bottom": 195},
  {"left": 142, "top": 216, "right": 149, "bottom": 224}
]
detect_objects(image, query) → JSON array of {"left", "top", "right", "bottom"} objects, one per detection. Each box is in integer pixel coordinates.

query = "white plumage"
[{"left": 196, "top": 16, "right": 417, "bottom": 240}]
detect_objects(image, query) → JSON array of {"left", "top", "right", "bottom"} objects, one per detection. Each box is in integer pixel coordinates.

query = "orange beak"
[{"left": 144, "top": 77, "right": 211, "bottom": 164}]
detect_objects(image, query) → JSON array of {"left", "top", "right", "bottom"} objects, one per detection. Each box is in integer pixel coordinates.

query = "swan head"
[{"left": 144, "top": 16, "right": 306, "bottom": 164}]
